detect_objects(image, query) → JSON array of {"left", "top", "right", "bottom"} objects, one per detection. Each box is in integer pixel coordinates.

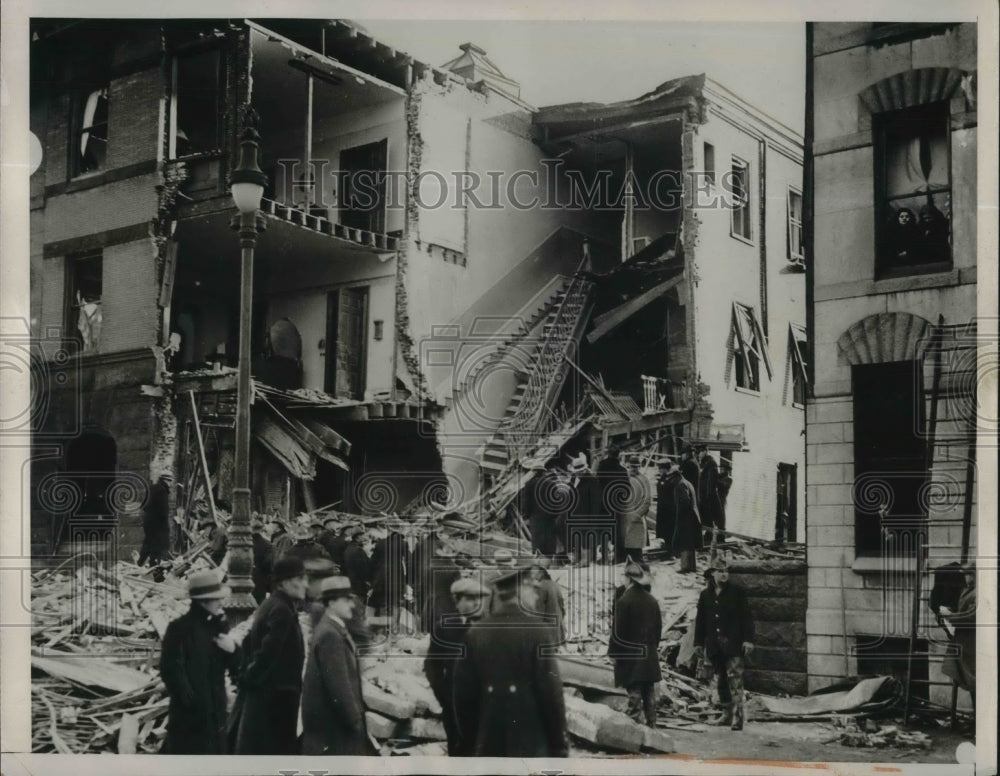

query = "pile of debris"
[{"left": 831, "top": 718, "right": 933, "bottom": 750}]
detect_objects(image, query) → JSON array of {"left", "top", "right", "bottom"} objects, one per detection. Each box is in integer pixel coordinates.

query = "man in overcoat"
[
  {"left": 655, "top": 461, "right": 677, "bottom": 557},
  {"left": 453, "top": 568, "right": 568, "bottom": 757},
  {"left": 608, "top": 559, "right": 662, "bottom": 726},
  {"left": 694, "top": 556, "right": 755, "bottom": 730},
  {"left": 566, "top": 454, "right": 603, "bottom": 566},
  {"left": 698, "top": 451, "right": 725, "bottom": 533},
  {"left": 595, "top": 447, "right": 629, "bottom": 562},
  {"left": 668, "top": 462, "right": 702, "bottom": 573},
  {"left": 526, "top": 556, "right": 565, "bottom": 645},
  {"left": 230, "top": 556, "right": 308, "bottom": 754},
  {"left": 159, "top": 569, "right": 241, "bottom": 753},
  {"left": 621, "top": 459, "right": 651, "bottom": 562},
  {"left": 423, "top": 574, "right": 491, "bottom": 755},
  {"left": 301, "top": 576, "right": 377, "bottom": 756},
  {"left": 139, "top": 473, "right": 172, "bottom": 569}
]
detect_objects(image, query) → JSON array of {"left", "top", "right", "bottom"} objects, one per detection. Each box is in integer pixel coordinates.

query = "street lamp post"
[{"left": 225, "top": 106, "right": 267, "bottom": 622}]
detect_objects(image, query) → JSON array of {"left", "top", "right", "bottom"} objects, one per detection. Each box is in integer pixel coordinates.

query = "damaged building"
[
  {"left": 803, "top": 22, "right": 978, "bottom": 714},
  {"left": 29, "top": 18, "right": 805, "bottom": 560}
]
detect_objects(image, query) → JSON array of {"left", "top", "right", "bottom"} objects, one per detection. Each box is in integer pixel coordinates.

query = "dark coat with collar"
[
  {"left": 230, "top": 590, "right": 304, "bottom": 754},
  {"left": 423, "top": 599, "right": 475, "bottom": 756},
  {"left": 159, "top": 603, "right": 241, "bottom": 754},
  {"left": 370, "top": 532, "right": 406, "bottom": 610},
  {"left": 694, "top": 581, "right": 755, "bottom": 659},
  {"left": 698, "top": 455, "right": 725, "bottom": 530},
  {"left": 342, "top": 541, "right": 371, "bottom": 600},
  {"left": 671, "top": 475, "right": 703, "bottom": 552},
  {"left": 608, "top": 582, "right": 663, "bottom": 686},
  {"left": 453, "top": 600, "right": 568, "bottom": 758},
  {"left": 301, "top": 614, "right": 376, "bottom": 756}
]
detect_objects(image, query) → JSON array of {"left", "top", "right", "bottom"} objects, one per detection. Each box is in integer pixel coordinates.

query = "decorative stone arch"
[
  {"left": 836, "top": 312, "right": 933, "bottom": 366},
  {"left": 857, "top": 67, "right": 974, "bottom": 130}
]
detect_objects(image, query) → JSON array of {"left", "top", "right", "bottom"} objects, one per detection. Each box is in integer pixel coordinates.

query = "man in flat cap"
[
  {"left": 454, "top": 567, "right": 568, "bottom": 757},
  {"left": 694, "top": 556, "right": 755, "bottom": 730},
  {"left": 301, "top": 576, "right": 377, "bottom": 756},
  {"left": 230, "top": 556, "right": 308, "bottom": 754},
  {"left": 424, "top": 574, "right": 492, "bottom": 756},
  {"left": 608, "top": 558, "right": 662, "bottom": 727},
  {"left": 159, "top": 569, "right": 240, "bottom": 754}
]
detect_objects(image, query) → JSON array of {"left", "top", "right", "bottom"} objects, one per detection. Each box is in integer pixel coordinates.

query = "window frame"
[
  {"left": 169, "top": 44, "right": 226, "bottom": 160},
  {"left": 65, "top": 253, "right": 104, "bottom": 353},
  {"left": 873, "top": 101, "right": 953, "bottom": 279},
  {"left": 69, "top": 85, "right": 109, "bottom": 178},
  {"left": 731, "top": 302, "right": 772, "bottom": 393},
  {"left": 788, "top": 322, "right": 808, "bottom": 408},
  {"left": 729, "top": 156, "right": 753, "bottom": 243},
  {"left": 787, "top": 186, "right": 804, "bottom": 264},
  {"left": 703, "top": 142, "right": 716, "bottom": 187}
]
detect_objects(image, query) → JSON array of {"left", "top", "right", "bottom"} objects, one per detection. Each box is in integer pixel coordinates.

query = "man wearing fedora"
[
  {"left": 454, "top": 567, "right": 568, "bottom": 757},
  {"left": 159, "top": 569, "right": 241, "bottom": 753},
  {"left": 230, "top": 556, "right": 308, "bottom": 754},
  {"left": 424, "top": 574, "right": 491, "bottom": 756},
  {"left": 301, "top": 576, "right": 377, "bottom": 756},
  {"left": 608, "top": 558, "right": 662, "bottom": 727},
  {"left": 694, "top": 556, "right": 755, "bottom": 730}
]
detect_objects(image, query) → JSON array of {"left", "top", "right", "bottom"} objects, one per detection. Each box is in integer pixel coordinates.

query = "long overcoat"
[
  {"left": 693, "top": 582, "right": 755, "bottom": 659},
  {"left": 423, "top": 588, "right": 472, "bottom": 756},
  {"left": 342, "top": 542, "right": 371, "bottom": 600},
  {"left": 370, "top": 532, "right": 406, "bottom": 611},
  {"left": 230, "top": 590, "right": 304, "bottom": 754},
  {"left": 160, "top": 604, "right": 241, "bottom": 754},
  {"left": 301, "top": 615, "right": 376, "bottom": 755},
  {"left": 671, "top": 475, "right": 703, "bottom": 553},
  {"left": 453, "top": 602, "right": 568, "bottom": 758},
  {"left": 698, "top": 455, "right": 725, "bottom": 530},
  {"left": 608, "top": 583, "right": 663, "bottom": 686},
  {"left": 621, "top": 473, "right": 651, "bottom": 550}
]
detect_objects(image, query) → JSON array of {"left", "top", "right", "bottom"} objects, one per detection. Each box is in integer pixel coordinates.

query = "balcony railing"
[{"left": 641, "top": 375, "right": 691, "bottom": 413}]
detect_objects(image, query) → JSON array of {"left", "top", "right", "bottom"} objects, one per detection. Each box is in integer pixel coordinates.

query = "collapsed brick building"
[{"left": 29, "top": 19, "right": 805, "bottom": 560}]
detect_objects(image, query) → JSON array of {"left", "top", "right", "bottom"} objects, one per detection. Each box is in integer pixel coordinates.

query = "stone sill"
[{"left": 816, "top": 266, "right": 975, "bottom": 302}]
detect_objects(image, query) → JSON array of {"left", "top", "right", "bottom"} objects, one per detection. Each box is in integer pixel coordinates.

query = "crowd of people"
[{"left": 153, "top": 442, "right": 754, "bottom": 756}]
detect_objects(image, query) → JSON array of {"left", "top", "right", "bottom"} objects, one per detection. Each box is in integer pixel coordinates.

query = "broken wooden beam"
[{"left": 564, "top": 693, "right": 644, "bottom": 753}]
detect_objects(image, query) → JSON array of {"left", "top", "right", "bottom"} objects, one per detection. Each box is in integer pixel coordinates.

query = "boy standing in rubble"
[
  {"left": 608, "top": 559, "right": 662, "bottom": 727},
  {"left": 693, "top": 556, "right": 755, "bottom": 730}
]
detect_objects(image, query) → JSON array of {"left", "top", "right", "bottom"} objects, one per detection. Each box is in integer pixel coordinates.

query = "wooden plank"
[
  {"left": 587, "top": 273, "right": 684, "bottom": 343},
  {"left": 31, "top": 653, "right": 150, "bottom": 694},
  {"left": 117, "top": 713, "right": 139, "bottom": 754},
  {"left": 188, "top": 391, "right": 218, "bottom": 523}
]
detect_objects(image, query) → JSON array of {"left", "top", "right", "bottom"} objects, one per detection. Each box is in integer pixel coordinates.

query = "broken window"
[
  {"left": 172, "top": 47, "right": 224, "bottom": 157},
  {"left": 789, "top": 323, "right": 808, "bottom": 407},
  {"left": 339, "top": 140, "right": 388, "bottom": 236},
  {"left": 71, "top": 85, "right": 109, "bottom": 176},
  {"left": 851, "top": 361, "right": 928, "bottom": 557},
  {"left": 875, "top": 101, "right": 952, "bottom": 277},
  {"left": 730, "top": 302, "right": 771, "bottom": 392},
  {"left": 787, "top": 187, "right": 804, "bottom": 265},
  {"left": 66, "top": 253, "right": 103, "bottom": 352},
  {"left": 729, "top": 156, "right": 751, "bottom": 241},
  {"left": 703, "top": 142, "right": 715, "bottom": 186}
]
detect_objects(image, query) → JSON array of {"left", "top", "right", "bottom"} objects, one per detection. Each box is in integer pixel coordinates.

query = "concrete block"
[
  {"left": 407, "top": 716, "right": 448, "bottom": 742},
  {"left": 743, "top": 668, "right": 808, "bottom": 696},
  {"left": 808, "top": 652, "right": 848, "bottom": 678},
  {"left": 816, "top": 443, "right": 853, "bottom": 465},
  {"left": 810, "top": 463, "right": 846, "bottom": 485},
  {"left": 365, "top": 711, "right": 402, "bottom": 740},
  {"left": 808, "top": 483, "right": 854, "bottom": 506},
  {"left": 746, "top": 596, "right": 807, "bottom": 622},
  {"left": 362, "top": 680, "right": 418, "bottom": 720},
  {"left": 808, "top": 505, "right": 847, "bottom": 527},
  {"left": 729, "top": 573, "right": 806, "bottom": 599},
  {"left": 811, "top": 398, "right": 855, "bottom": 424},
  {"left": 808, "top": 587, "right": 846, "bottom": 611},
  {"left": 641, "top": 726, "right": 675, "bottom": 753},
  {"left": 808, "top": 546, "right": 852, "bottom": 568},
  {"left": 751, "top": 646, "right": 807, "bottom": 673},
  {"left": 564, "top": 694, "right": 644, "bottom": 753},
  {"left": 755, "top": 621, "right": 807, "bottom": 650},
  {"left": 806, "top": 607, "right": 846, "bottom": 635},
  {"left": 807, "top": 423, "right": 845, "bottom": 444},
  {"left": 844, "top": 587, "right": 885, "bottom": 612}
]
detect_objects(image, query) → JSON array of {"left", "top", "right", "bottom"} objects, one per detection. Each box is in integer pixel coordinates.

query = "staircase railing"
[{"left": 497, "top": 251, "right": 594, "bottom": 466}]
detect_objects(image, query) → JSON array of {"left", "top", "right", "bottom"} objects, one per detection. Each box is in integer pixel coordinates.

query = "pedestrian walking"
[
  {"left": 453, "top": 567, "right": 568, "bottom": 757},
  {"left": 159, "top": 569, "right": 241, "bottom": 753},
  {"left": 139, "top": 473, "right": 172, "bottom": 573},
  {"left": 608, "top": 559, "right": 662, "bottom": 727},
  {"left": 301, "top": 576, "right": 377, "bottom": 755},
  {"left": 230, "top": 556, "right": 308, "bottom": 754},
  {"left": 621, "top": 459, "right": 651, "bottom": 562},
  {"left": 424, "top": 574, "right": 492, "bottom": 756},
  {"left": 693, "top": 556, "right": 755, "bottom": 730}
]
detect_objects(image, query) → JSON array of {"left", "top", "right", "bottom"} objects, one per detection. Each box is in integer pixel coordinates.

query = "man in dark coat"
[
  {"left": 160, "top": 569, "right": 241, "bottom": 754},
  {"left": 526, "top": 556, "right": 565, "bottom": 645},
  {"left": 250, "top": 519, "right": 275, "bottom": 605},
  {"left": 680, "top": 445, "right": 700, "bottom": 489},
  {"left": 655, "top": 461, "right": 677, "bottom": 557},
  {"left": 522, "top": 462, "right": 558, "bottom": 558},
  {"left": 608, "top": 559, "right": 662, "bottom": 726},
  {"left": 698, "top": 451, "right": 725, "bottom": 533},
  {"left": 139, "top": 474, "right": 171, "bottom": 569},
  {"left": 341, "top": 526, "right": 371, "bottom": 600},
  {"left": 317, "top": 519, "right": 348, "bottom": 566},
  {"left": 230, "top": 556, "right": 308, "bottom": 754},
  {"left": 370, "top": 530, "right": 406, "bottom": 618},
  {"left": 282, "top": 523, "right": 332, "bottom": 564},
  {"left": 668, "top": 463, "right": 702, "bottom": 573},
  {"left": 595, "top": 447, "right": 630, "bottom": 563},
  {"left": 424, "top": 574, "right": 491, "bottom": 756},
  {"left": 694, "top": 556, "right": 755, "bottom": 730},
  {"left": 565, "top": 454, "right": 603, "bottom": 566},
  {"left": 453, "top": 568, "right": 568, "bottom": 757},
  {"left": 301, "top": 576, "right": 377, "bottom": 756}
]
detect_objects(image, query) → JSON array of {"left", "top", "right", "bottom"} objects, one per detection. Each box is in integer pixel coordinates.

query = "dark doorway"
[
  {"left": 852, "top": 360, "right": 928, "bottom": 556},
  {"left": 776, "top": 462, "right": 797, "bottom": 542},
  {"left": 339, "top": 139, "right": 387, "bottom": 234},
  {"left": 57, "top": 432, "right": 118, "bottom": 549},
  {"left": 325, "top": 286, "right": 369, "bottom": 400}
]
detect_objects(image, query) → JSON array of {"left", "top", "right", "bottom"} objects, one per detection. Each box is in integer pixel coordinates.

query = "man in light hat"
[
  {"left": 694, "top": 556, "right": 755, "bottom": 730},
  {"left": 159, "top": 569, "right": 240, "bottom": 753},
  {"left": 454, "top": 566, "right": 568, "bottom": 757},
  {"left": 231, "top": 556, "right": 308, "bottom": 754},
  {"left": 424, "top": 574, "right": 492, "bottom": 756},
  {"left": 301, "top": 576, "right": 377, "bottom": 755},
  {"left": 608, "top": 558, "right": 662, "bottom": 727}
]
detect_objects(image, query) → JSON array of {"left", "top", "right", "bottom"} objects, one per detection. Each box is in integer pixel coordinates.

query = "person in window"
[
  {"left": 918, "top": 201, "right": 949, "bottom": 261},
  {"left": 887, "top": 207, "right": 918, "bottom": 266}
]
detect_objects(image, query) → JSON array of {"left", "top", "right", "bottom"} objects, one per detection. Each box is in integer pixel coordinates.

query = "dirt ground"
[{"left": 571, "top": 720, "right": 972, "bottom": 765}]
